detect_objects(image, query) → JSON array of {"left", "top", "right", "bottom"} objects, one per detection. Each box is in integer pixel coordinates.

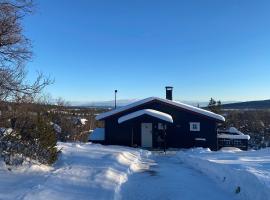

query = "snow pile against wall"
[
  {"left": 177, "top": 148, "right": 270, "bottom": 200},
  {"left": 89, "top": 128, "right": 105, "bottom": 141}
]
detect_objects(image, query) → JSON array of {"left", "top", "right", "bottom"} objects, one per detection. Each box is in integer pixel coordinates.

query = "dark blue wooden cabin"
[{"left": 96, "top": 88, "right": 225, "bottom": 150}]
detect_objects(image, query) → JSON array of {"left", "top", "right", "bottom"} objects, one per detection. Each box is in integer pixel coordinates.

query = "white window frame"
[{"left": 190, "top": 122, "right": 200, "bottom": 132}]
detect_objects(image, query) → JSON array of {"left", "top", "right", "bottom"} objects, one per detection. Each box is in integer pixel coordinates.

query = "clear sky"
[{"left": 24, "top": 0, "right": 270, "bottom": 102}]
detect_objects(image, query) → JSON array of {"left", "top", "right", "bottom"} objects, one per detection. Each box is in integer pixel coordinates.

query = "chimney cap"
[{"left": 165, "top": 86, "right": 173, "bottom": 90}]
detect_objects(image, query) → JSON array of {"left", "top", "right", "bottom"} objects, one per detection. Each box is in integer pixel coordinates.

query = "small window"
[
  {"left": 234, "top": 140, "right": 242, "bottom": 146},
  {"left": 158, "top": 123, "right": 167, "bottom": 130},
  {"left": 190, "top": 122, "right": 200, "bottom": 132},
  {"left": 219, "top": 138, "right": 231, "bottom": 146}
]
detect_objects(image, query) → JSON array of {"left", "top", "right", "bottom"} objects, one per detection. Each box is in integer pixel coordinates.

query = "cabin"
[
  {"left": 94, "top": 87, "right": 226, "bottom": 150},
  {"left": 217, "top": 127, "right": 250, "bottom": 150}
]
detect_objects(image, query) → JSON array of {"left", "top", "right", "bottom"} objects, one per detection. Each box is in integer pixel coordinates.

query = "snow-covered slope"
[
  {"left": 1, "top": 143, "right": 270, "bottom": 200},
  {"left": 177, "top": 148, "right": 270, "bottom": 200},
  {"left": 0, "top": 143, "right": 152, "bottom": 200}
]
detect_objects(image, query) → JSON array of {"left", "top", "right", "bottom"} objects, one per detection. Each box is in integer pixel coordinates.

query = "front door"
[{"left": 141, "top": 123, "right": 152, "bottom": 148}]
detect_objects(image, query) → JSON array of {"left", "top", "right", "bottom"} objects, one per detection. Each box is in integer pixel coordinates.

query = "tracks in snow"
[{"left": 119, "top": 153, "right": 237, "bottom": 200}]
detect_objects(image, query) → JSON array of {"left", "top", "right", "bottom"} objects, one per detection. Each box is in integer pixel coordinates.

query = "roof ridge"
[{"left": 96, "top": 97, "right": 225, "bottom": 122}]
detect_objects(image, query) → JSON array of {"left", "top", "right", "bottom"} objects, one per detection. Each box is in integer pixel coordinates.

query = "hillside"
[{"left": 222, "top": 99, "right": 270, "bottom": 110}]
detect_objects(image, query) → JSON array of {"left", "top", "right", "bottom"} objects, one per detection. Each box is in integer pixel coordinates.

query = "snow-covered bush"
[{"left": 0, "top": 115, "right": 58, "bottom": 165}]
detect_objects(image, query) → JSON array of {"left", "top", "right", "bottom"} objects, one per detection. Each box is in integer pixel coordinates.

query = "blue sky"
[{"left": 24, "top": 0, "right": 270, "bottom": 102}]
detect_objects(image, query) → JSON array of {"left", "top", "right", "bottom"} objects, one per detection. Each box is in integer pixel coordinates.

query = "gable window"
[{"left": 190, "top": 122, "right": 200, "bottom": 132}]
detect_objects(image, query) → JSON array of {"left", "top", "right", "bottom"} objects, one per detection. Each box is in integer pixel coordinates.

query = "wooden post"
[{"left": 163, "top": 124, "right": 167, "bottom": 153}]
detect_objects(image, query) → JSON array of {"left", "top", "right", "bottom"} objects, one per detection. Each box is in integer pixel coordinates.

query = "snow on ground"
[
  {"left": 0, "top": 160, "right": 52, "bottom": 200},
  {"left": 89, "top": 128, "right": 105, "bottom": 141},
  {"left": 0, "top": 143, "right": 269, "bottom": 200},
  {"left": 177, "top": 148, "right": 270, "bottom": 200},
  {"left": 120, "top": 152, "right": 236, "bottom": 200},
  {"left": 0, "top": 143, "right": 152, "bottom": 200}
]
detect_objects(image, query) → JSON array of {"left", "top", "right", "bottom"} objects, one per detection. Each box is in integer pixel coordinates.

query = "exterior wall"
[
  {"left": 217, "top": 138, "right": 249, "bottom": 150},
  {"left": 103, "top": 100, "right": 220, "bottom": 150},
  {"left": 105, "top": 115, "right": 171, "bottom": 148}
]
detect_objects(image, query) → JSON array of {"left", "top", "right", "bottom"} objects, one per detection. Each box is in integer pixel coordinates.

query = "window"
[
  {"left": 234, "top": 140, "right": 242, "bottom": 146},
  {"left": 158, "top": 123, "right": 166, "bottom": 130},
  {"left": 190, "top": 122, "right": 200, "bottom": 132},
  {"left": 219, "top": 138, "right": 231, "bottom": 146}
]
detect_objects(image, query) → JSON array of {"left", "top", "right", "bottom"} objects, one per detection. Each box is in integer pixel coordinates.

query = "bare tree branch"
[{"left": 0, "top": 0, "right": 52, "bottom": 103}]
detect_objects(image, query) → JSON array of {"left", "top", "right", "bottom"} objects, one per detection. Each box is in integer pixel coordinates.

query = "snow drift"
[
  {"left": 0, "top": 142, "right": 152, "bottom": 200},
  {"left": 177, "top": 148, "right": 270, "bottom": 200}
]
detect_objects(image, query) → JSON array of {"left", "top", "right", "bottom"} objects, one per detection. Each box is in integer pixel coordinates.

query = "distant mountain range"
[
  {"left": 221, "top": 99, "right": 270, "bottom": 110},
  {"left": 70, "top": 99, "right": 140, "bottom": 108},
  {"left": 70, "top": 99, "right": 270, "bottom": 110},
  {"left": 70, "top": 99, "right": 238, "bottom": 108}
]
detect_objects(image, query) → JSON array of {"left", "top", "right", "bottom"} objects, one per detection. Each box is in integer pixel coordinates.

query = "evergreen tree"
[
  {"left": 208, "top": 98, "right": 222, "bottom": 114},
  {"left": 34, "top": 115, "right": 58, "bottom": 165}
]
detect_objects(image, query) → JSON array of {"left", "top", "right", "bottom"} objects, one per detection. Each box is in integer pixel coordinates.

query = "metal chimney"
[
  {"left": 114, "top": 90, "right": 118, "bottom": 109},
  {"left": 165, "top": 86, "right": 173, "bottom": 100}
]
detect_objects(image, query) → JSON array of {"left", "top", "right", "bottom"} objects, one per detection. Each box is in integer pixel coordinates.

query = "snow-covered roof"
[
  {"left": 217, "top": 127, "right": 250, "bottom": 140},
  {"left": 228, "top": 127, "right": 244, "bottom": 135},
  {"left": 217, "top": 134, "right": 250, "bottom": 140},
  {"left": 118, "top": 109, "right": 173, "bottom": 124},
  {"left": 89, "top": 128, "right": 105, "bottom": 141},
  {"left": 96, "top": 97, "right": 225, "bottom": 122}
]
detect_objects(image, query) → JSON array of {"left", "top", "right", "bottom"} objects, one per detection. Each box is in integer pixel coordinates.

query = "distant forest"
[
  {"left": 221, "top": 99, "right": 270, "bottom": 110},
  {"left": 222, "top": 110, "right": 270, "bottom": 149},
  {"left": 208, "top": 98, "right": 270, "bottom": 149}
]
